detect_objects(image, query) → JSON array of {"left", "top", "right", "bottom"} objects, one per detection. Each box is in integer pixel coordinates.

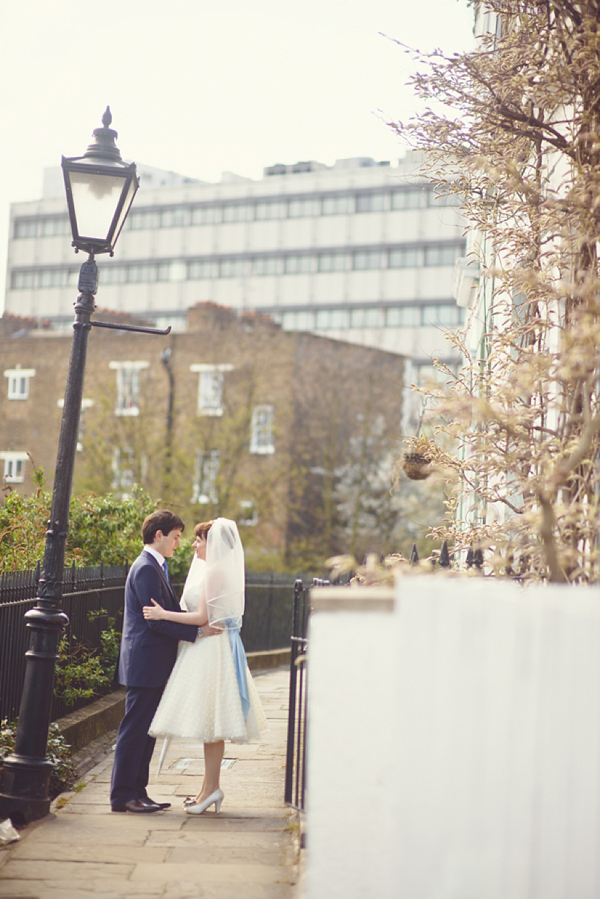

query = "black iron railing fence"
[
  {"left": 0, "top": 565, "right": 131, "bottom": 723},
  {"left": 0, "top": 566, "right": 298, "bottom": 724},
  {"left": 285, "top": 577, "right": 323, "bottom": 812}
]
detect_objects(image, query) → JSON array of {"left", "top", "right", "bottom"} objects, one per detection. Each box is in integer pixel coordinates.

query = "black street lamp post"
[{"left": 0, "top": 109, "right": 168, "bottom": 825}]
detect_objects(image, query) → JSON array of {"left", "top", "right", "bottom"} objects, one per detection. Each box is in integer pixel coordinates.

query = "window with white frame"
[
  {"left": 190, "top": 364, "right": 234, "bottom": 416},
  {"left": 1, "top": 452, "right": 28, "bottom": 483},
  {"left": 250, "top": 405, "right": 275, "bottom": 454},
  {"left": 4, "top": 368, "right": 35, "bottom": 400},
  {"left": 239, "top": 500, "right": 258, "bottom": 526},
  {"left": 112, "top": 446, "right": 136, "bottom": 490},
  {"left": 58, "top": 397, "right": 94, "bottom": 451},
  {"left": 192, "top": 450, "right": 220, "bottom": 503},
  {"left": 108, "top": 361, "right": 149, "bottom": 416}
]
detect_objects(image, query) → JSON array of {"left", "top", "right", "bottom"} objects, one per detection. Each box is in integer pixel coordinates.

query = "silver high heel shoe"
[{"left": 185, "top": 789, "right": 224, "bottom": 815}]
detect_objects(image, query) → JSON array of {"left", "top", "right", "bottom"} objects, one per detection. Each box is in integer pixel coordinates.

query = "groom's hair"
[{"left": 142, "top": 510, "right": 185, "bottom": 544}]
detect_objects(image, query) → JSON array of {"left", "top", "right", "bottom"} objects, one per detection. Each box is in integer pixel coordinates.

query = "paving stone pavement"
[{"left": 0, "top": 667, "right": 299, "bottom": 899}]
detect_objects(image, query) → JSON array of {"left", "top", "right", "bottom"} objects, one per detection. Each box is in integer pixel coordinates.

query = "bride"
[{"left": 142, "top": 517, "right": 267, "bottom": 814}]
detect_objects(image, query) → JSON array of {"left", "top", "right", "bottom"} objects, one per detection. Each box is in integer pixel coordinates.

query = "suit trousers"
[{"left": 110, "top": 685, "right": 164, "bottom": 806}]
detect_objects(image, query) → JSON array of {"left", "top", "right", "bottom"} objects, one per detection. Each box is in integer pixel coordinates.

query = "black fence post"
[
  {"left": 285, "top": 579, "right": 304, "bottom": 806},
  {"left": 439, "top": 540, "right": 451, "bottom": 568}
]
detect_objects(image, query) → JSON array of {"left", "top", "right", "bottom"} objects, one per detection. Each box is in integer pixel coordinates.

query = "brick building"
[{"left": 0, "top": 303, "right": 405, "bottom": 567}]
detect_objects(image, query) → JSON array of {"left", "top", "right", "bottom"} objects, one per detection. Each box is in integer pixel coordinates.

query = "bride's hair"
[{"left": 194, "top": 520, "right": 214, "bottom": 540}]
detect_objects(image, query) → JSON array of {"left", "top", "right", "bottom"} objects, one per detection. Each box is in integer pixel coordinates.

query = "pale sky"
[{"left": 0, "top": 0, "right": 474, "bottom": 312}]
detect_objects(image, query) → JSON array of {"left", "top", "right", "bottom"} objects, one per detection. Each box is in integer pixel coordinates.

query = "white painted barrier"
[{"left": 306, "top": 576, "right": 600, "bottom": 899}]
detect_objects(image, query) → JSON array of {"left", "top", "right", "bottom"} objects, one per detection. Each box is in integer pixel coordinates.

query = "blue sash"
[{"left": 226, "top": 626, "right": 250, "bottom": 721}]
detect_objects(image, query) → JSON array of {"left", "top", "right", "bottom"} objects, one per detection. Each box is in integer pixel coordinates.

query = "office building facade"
[{"left": 5, "top": 153, "right": 465, "bottom": 386}]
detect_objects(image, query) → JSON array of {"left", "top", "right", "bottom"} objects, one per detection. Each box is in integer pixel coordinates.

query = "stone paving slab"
[{"left": 0, "top": 668, "right": 299, "bottom": 899}]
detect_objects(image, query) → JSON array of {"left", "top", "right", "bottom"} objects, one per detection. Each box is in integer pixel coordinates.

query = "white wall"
[{"left": 307, "top": 576, "right": 600, "bottom": 898}]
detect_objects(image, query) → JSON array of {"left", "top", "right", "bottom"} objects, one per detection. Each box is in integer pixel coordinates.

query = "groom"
[{"left": 110, "top": 510, "right": 204, "bottom": 813}]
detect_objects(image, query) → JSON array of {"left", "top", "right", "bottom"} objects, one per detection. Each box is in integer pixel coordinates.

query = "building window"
[
  {"left": 160, "top": 207, "right": 188, "bottom": 228},
  {"left": 315, "top": 309, "right": 349, "bottom": 329},
  {"left": 391, "top": 189, "right": 427, "bottom": 210},
  {"left": 188, "top": 259, "right": 219, "bottom": 280},
  {"left": 219, "top": 258, "right": 247, "bottom": 278},
  {"left": 4, "top": 368, "right": 35, "bottom": 400},
  {"left": 112, "top": 447, "right": 136, "bottom": 490},
  {"left": 38, "top": 269, "right": 65, "bottom": 288},
  {"left": 353, "top": 251, "right": 384, "bottom": 270},
  {"left": 292, "top": 310, "right": 315, "bottom": 331},
  {"left": 252, "top": 256, "right": 283, "bottom": 276},
  {"left": 388, "top": 247, "right": 421, "bottom": 268},
  {"left": 284, "top": 255, "right": 315, "bottom": 274},
  {"left": 57, "top": 397, "right": 94, "bottom": 451},
  {"left": 1, "top": 452, "right": 28, "bottom": 484},
  {"left": 350, "top": 307, "right": 384, "bottom": 329},
  {"left": 128, "top": 208, "right": 161, "bottom": 230},
  {"left": 192, "top": 450, "right": 220, "bottom": 503},
  {"left": 425, "top": 244, "right": 463, "bottom": 266},
  {"left": 10, "top": 270, "right": 37, "bottom": 289},
  {"left": 222, "top": 204, "right": 252, "bottom": 223},
  {"left": 255, "top": 201, "right": 285, "bottom": 220},
  {"left": 421, "top": 304, "right": 459, "bottom": 326},
  {"left": 318, "top": 253, "right": 350, "bottom": 272},
  {"left": 250, "top": 405, "right": 275, "bottom": 455},
  {"left": 191, "top": 364, "right": 234, "bottom": 416},
  {"left": 39, "top": 217, "right": 69, "bottom": 237},
  {"left": 109, "top": 361, "right": 150, "bottom": 416},
  {"left": 321, "top": 195, "right": 354, "bottom": 215},
  {"left": 287, "top": 197, "right": 319, "bottom": 218},
  {"left": 14, "top": 219, "right": 39, "bottom": 239},
  {"left": 191, "top": 205, "right": 222, "bottom": 225},
  {"left": 386, "top": 306, "right": 420, "bottom": 327},
  {"left": 101, "top": 265, "right": 127, "bottom": 285},
  {"left": 355, "top": 192, "right": 387, "bottom": 213},
  {"left": 239, "top": 500, "right": 258, "bottom": 526},
  {"left": 127, "top": 264, "right": 156, "bottom": 283}
]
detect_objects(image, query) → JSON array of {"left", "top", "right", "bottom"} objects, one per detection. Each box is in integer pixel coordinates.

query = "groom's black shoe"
[
  {"left": 111, "top": 799, "right": 163, "bottom": 813},
  {"left": 141, "top": 797, "right": 171, "bottom": 810}
]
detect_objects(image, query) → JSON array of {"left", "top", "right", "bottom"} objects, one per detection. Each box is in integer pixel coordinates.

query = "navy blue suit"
[{"left": 110, "top": 551, "right": 198, "bottom": 806}]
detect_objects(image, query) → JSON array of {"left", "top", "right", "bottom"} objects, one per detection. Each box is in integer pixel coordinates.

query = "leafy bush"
[
  {"left": 0, "top": 477, "right": 159, "bottom": 571},
  {"left": 54, "top": 611, "right": 122, "bottom": 707},
  {"left": 0, "top": 719, "right": 76, "bottom": 797},
  {"left": 54, "top": 637, "right": 114, "bottom": 706}
]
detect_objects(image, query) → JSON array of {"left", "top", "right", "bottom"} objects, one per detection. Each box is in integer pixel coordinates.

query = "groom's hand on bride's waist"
[{"left": 199, "top": 623, "right": 222, "bottom": 638}]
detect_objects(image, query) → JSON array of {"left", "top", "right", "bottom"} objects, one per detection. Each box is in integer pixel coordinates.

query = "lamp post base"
[{"left": 0, "top": 755, "right": 54, "bottom": 825}]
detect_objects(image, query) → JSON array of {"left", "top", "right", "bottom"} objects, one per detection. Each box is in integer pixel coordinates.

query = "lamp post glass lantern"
[
  {"left": 0, "top": 109, "right": 140, "bottom": 826},
  {"left": 62, "top": 106, "right": 139, "bottom": 256}
]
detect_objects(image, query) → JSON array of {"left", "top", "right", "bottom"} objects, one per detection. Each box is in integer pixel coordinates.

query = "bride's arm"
[{"left": 143, "top": 598, "right": 208, "bottom": 626}]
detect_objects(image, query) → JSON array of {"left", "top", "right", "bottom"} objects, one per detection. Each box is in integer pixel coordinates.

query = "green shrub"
[
  {"left": 54, "top": 611, "right": 122, "bottom": 707},
  {"left": 0, "top": 719, "right": 76, "bottom": 797}
]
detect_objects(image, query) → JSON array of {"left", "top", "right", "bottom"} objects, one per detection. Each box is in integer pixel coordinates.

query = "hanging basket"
[{"left": 402, "top": 451, "right": 432, "bottom": 481}]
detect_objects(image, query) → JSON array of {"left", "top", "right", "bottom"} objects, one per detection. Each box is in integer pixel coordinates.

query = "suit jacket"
[{"left": 117, "top": 551, "right": 198, "bottom": 688}]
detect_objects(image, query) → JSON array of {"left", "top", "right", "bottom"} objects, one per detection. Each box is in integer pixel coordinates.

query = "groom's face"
[{"left": 155, "top": 527, "right": 182, "bottom": 558}]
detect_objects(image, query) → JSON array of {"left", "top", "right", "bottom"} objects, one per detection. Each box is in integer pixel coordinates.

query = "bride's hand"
[{"left": 143, "top": 598, "right": 164, "bottom": 620}]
